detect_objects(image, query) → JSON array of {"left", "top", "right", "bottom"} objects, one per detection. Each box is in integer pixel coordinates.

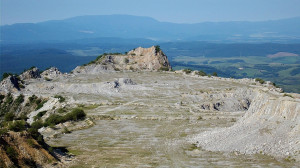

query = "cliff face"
[
  {"left": 73, "top": 46, "right": 171, "bottom": 74},
  {"left": 192, "top": 91, "right": 300, "bottom": 161}
]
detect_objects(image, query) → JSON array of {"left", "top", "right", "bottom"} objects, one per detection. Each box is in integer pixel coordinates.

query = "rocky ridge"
[
  {"left": 73, "top": 46, "right": 171, "bottom": 74},
  {"left": 0, "top": 46, "right": 300, "bottom": 166}
]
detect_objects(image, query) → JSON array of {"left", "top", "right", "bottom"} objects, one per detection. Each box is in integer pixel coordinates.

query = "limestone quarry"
[{"left": 0, "top": 46, "right": 299, "bottom": 167}]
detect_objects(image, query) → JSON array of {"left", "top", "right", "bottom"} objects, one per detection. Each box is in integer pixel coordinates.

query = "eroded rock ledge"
[{"left": 191, "top": 90, "right": 300, "bottom": 161}]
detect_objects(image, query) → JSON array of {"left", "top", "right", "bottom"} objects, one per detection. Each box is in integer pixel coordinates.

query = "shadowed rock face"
[
  {"left": 73, "top": 46, "right": 171, "bottom": 74},
  {"left": 0, "top": 76, "right": 22, "bottom": 93},
  {"left": 19, "top": 67, "right": 41, "bottom": 81}
]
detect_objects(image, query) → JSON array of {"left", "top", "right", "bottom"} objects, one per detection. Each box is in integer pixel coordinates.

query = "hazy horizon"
[
  {"left": 1, "top": 0, "right": 300, "bottom": 25},
  {"left": 2, "top": 14, "right": 300, "bottom": 26}
]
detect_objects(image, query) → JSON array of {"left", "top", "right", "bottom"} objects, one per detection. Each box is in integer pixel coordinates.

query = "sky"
[{"left": 1, "top": 0, "right": 300, "bottom": 25}]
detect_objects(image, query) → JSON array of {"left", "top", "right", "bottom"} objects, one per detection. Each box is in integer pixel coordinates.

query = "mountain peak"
[{"left": 73, "top": 46, "right": 171, "bottom": 74}]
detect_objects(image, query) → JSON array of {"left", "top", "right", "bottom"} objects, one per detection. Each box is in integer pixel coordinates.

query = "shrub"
[
  {"left": 15, "top": 94, "right": 24, "bottom": 105},
  {"left": 4, "top": 112, "right": 15, "bottom": 121},
  {"left": 255, "top": 78, "right": 265, "bottom": 84},
  {"left": 6, "top": 146, "right": 18, "bottom": 160},
  {"left": 212, "top": 72, "right": 218, "bottom": 77},
  {"left": 54, "top": 95, "right": 65, "bottom": 103},
  {"left": 272, "top": 82, "right": 281, "bottom": 88},
  {"left": 124, "top": 58, "right": 129, "bottom": 64},
  {"left": 155, "top": 45, "right": 161, "bottom": 53},
  {"left": 28, "top": 95, "right": 38, "bottom": 103},
  {"left": 16, "top": 114, "right": 28, "bottom": 121},
  {"left": 183, "top": 69, "right": 192, "bottom": 74},
  {"left": 8, "top": 120, "right": 27, "bottom": 132},
  {"left": 57, "top": 108, "right": 67, "bottom": 114},
  {"left": 34, "top": 111, "right": 47, "bottom": 121},
  {"left": 35, "top": 99, "right": 47, "bottom": 110},
  {"left": 48, "top": 147, "right": 54, "bottom": 153},
  {"left": 5, "top": 93, "right": 14, "bottom": 105},
  {"left": 0, "top": 128, "right": 8, "bottom": 136},
  {"left": 44, "top": 114, "right": 62, "bottom": 127},
  {"left": 44, "top": 108, "right": 86, "bottom": 127},
  {"left": 283, "top": 93, "right": 294, "bottom": 98},
  {"left": 26, "top": 139, "right": 38, "bottom": 148},
  {"left": 28, "top": 128, "right": 39, "bottom": 139},
  {"left": 159, "top": 67, "right": 170, "bottom": 71},
  {"left": 196, "top": 70, "right": 207, "bottom": 76},
  {"left": 31, "top": 120, "right": 44, "bottom": 129},
  {"left": 1, "top": 72, "right": 13, "bottom": 81},
  {"left": 64, "top": 108, "right": 86, "bottom": 121},
  {"left": 44, "top": 77, "right": 52, "bottom": 81}
]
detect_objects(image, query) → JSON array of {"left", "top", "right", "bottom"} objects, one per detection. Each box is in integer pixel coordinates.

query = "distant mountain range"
[{"left": 1, "top": 15, "right": 300, "bottom": 43}]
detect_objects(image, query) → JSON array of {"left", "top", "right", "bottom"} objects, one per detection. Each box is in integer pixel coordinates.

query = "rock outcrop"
[
  {"left": 19, "top": 67, "right": 41, "bottom": 81},
  {"left": 0, "top": 76, "right": 23, "bottom": 94},
  {"left": 0, "top": 68, "right": 42, "bottom": 94},
  {"left": 192, "top": 90, "right": 300, "bottom": 161},
  {"left": 41, "top": 67, "right": 62, "bottom": 80},
  {"left": 73, "top": 46, "right": 171, "bottom": 74}
]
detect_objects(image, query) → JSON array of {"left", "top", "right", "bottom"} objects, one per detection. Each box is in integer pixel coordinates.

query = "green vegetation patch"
[
  {"left": 155, "top": 45, "right": 161, "bottom": 54},
  {"left": 159, "top": 67, "right": 170, "bottom": 71},
  {"left": 54, "top": 95, "right": 65, "bottom": 103},
  {"left": 183, "top": 69, "right": 192, "bottom": 74},
  {"left": 34, "top": 111, "right": 47, "bottom": 121},
  {"left": 255, "top": 78, "right": 265, "bottom": 84},
  {"left": 4, "top": 112, "right": 15, "bottom": 121},
  {"left": 283, "top": 93, "right": 294, "bottom": 98},
  {"left": 44, "top": 108, "right": 86, "bottom": 127},
  {"left": 15, "top": 94, "right": 24, "bottom": 106},
  {"left": 35, "top": 99, "right": 48, "bottom": 110},
  {"left": 195, "top": 70, "right": 207, "bottom": 76},
  {"left": 6, "top": 146, "right": 18, "bottom": 161},
  {"left": 1, "top": 72, "right": 14, "bottom": 81},
  {"left": 8, "top": 120, "right": 27, "bottom": 132}
]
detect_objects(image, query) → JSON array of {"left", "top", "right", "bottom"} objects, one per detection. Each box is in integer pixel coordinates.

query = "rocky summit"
[
  {"left": 73, "top": 46, "right": 171, "bottom": 74},
  {"left": 0, "top": 46, "right": 299, "bottom": 167}
]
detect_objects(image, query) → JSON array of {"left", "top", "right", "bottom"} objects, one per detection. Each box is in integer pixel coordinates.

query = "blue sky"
[{"left": 1, "top": 0, "right": 300, "bottom": 25}]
